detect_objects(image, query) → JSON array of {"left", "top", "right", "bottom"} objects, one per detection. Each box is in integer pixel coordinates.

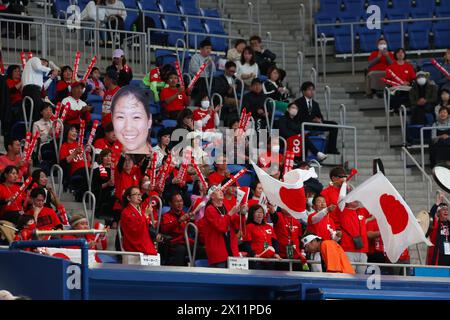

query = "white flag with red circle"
[{"left": 338, "top": 172, "right": 432, "bottom": 263}]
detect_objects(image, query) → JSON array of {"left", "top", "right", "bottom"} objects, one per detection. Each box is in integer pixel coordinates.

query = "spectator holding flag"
[{"left": 320, "top": 166, "right": 347, "bottom": 229}]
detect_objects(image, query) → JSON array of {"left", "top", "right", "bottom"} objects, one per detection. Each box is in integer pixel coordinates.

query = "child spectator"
[
  {"left": 86, "top": 67, "right": 105, "bottom": 97},
  {"left": 160, "top": 72, "right": 189, "bottom": 120},
  {"left": 193, "top": 95, "right": 221, "bottom": 132},
  {"left": 61, "top": 81, "right": 92, "bottom": 126},
  {"left": 32, "top": 103, "right": 53, "bottom": 143},
  {"left": 0, "top": 166, "right": 28, "bottom": 224},
  {"left": 0, "top": 138, "right": 30, "bottom": 180},
  {"left": 102, "top": 69, "right": 121, "bottom": 128},
  {"left": 366, "top": 38, "right": 394, "bottom": 99},
  {"left": 236, "top": 46, "right": 259, "bottom": 89}
]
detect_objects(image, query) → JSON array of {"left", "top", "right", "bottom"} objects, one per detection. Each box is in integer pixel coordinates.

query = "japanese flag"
[
  {"left": 338, "top": 172, "right": 432, "bottom": 263},
  {"left": 251, "top": 161, "right": 317, "bottom": 219},
  {"left": 236, "top": 187, "right": 250, "bottom": 206}
]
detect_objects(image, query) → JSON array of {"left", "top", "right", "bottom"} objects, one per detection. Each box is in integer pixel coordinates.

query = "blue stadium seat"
[
  {"left": 390, "top": 0, "right": 413, "bottom": 10},
  {"left": 319, "top": 0, "right": 340, "bottom": 12},
  {"left": 359, "top": 29, "right": 382, "bottom": 52},
  {"left": 435, "top": 5, "right": 450, "bottom": 17},
  {"left": 124, "top": 11, "right": 139, "bottom": 31},
  {"left": 306, "top": 136, "right": 328, "bottom": 161},
  {"left": 162, "top": 15, "right": 186, "bottom": 46},
  {"left": 205, "top": 19, "right": 226, "bottom": 35},
  {"left": 150, "top": 103, "right": 161, "bottom": 115},
  {"left": 237, "top": 172, "right": 254, "bottom": 187},
  {"left": 155, "top": 49, "right": 177, "bottom": 65},
  {"left": 365, "top": 0, "right": 387, "bottom": 11},
  {"left": 194, "top": 259, "right": 210, "bottom": 267},
  {"left": 227, "top": 164, "right": 246, "bottom": 174},
  {"left": 407, "top": 22, "right": 431, "bottom": 50},
  {"left": 151, "top": 123, "right": 164, "bottom": 138},
  {"left": 333, "top": 25, "right": 353, "bottom": 54},
  {"left": 52, "top": 0, "right": 71, "bottom": 19},
  {"left": 406, "top": 124, "right": 431, "bottom": 144},
  {"left": 382, "top": 22, "right": 406, "bottom": 51},
  {"left": 341, "top": 0, "right": 364, "bottom": 15},
  {"left": 142, "top": 0, "right": 160, "bottom": 11},
  {"left": 210, "top": 37, "right": 228, "bottom": 52},
  {"left": 179, "top": 0, "right": 202, "bottom": 16},
  {"left": 158, "top": 0, "right": 180, "bottom": 13},
  {"left": 315, "top": 12, "right": 335, "bottom": 37},
  {"left": 122, "top": 0, "right": 138, "bottom": 9},
  {"left": 162, "top": 119, "right": 177, "bottom": 128},
  {"left": 187, "top": 18, "right": 206, "bottom": 48},
  {"left": 385, "top": 8, "right": 409, "bottom": 21},
  {"left": 433, "top": 21, "right": 450, "bottom": 48},
  {"left": 411, "top": 0, "right": 435, "bottom": 14},
  {"left": 87, "top": 94, "right": 103, "bottom": 115},
  {"left": 145, "top": 13, "right": 166, "bottom": 44},
  {"left": 162, "top": 206, "right": 171, "bottom": 213},
  {"left": 202, "top": 9, "right": 221, "bottom": 18}
]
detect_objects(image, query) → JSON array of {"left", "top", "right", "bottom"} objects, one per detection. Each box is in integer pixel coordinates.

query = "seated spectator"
[
  {"left": 61, "top": 81, "right": 92, "bottom": 126},
  {"left": 14, "top": 215, "right": 35, "bottom": 242},
  {"left": 160, "top": 192, "right": 195, "bottom": 266},
  {"left": 321, "top": 166, "right": 348, "bottom": 229},
  {"left": 31, "top": 169, "right": 62, "bottom": 210},
  {"left": 92, "top": 149, "right": 115, "bottom": 219},
  {"left": 160, "top": 72, "right": 189, "bottom": 120},
  {"left": 143, "top": 63, "right": 172, "bottom": 103},
  {"left": 366, "top": 38, "right": 394, "bottom": 98},
  {"left": 294, "top": 81, "right": 339, "bottom": 154},
  {"left": 102, "top": 69, "right": 121, "bottom": 128},
  {"left": 263, "top": 66, "right": 289, "bottom": 112},
  {"left": 435, "top": 89, "right": 450, "bottom": 119},
  {"left": 104, "top": 1, "right": 127, "bottom": 45},
  {"left": 207, "top": 154, "right": 230, "bottom": 186},
  {"left": 0, "top": 138, "right": 30, "bottom": 180},
  {"left": 301, "top": 234, "right": 355, "bottom": 274},
  {"left": 242, "top": 78, "right": 268, "bottom": 133},
  {"left": 193, "top": 95, "right": 221, "bottom": 132},
  {"left": 249, "top": 35, "right": 278, "bottom": 77},
  {"left": 236, "top": 46, "right": 259, "bottom": 89},
  {"left": 56, "top": 66, "right": 74, "bottom": 103},
  {"left": 189, "top": 38, "right": 215, "bottom": 105},
  {"left": 203, "top": 186, "right": 239, "bottom": 267},
  {"left": 120, "top": 186, "right": 157, "bottom": 255},
  {"left": 227, "top": 39, "right": 246, "bottom": 64},
  {"left": 59, "top": 125, "right": 91, "bottom": 202},
  {"left": 409, "top": 71, "right": 438, "bottom": 125},
  {"left": 153, "top": 127, "right": 172, "bottom": 168},
  {"left": 386, "top": 48, "right": 416, "bottom": 112},
  {"left": 0, "top": 166, "right": 27, "bottom": 224},
  {"left": 430, "top": 106, "right": 450, "bottom": 168},
  {"left": 86, "top": 67, "right": 105, "bottom": 97},
  {"left": 5, "top": 65, "right": 22, "bottom": 123},
  {"left": 80, "top": 0, "right": 106, "bottom": 23},
  {"left": 278, "top": 103, "right": 327, "bottom": 161},
  {"left": 212, "top": 61, "right": 240, "bottom": 127},
  {"left": 106, "top": 49, "right": 132, "bottom": 87},
  {"left": 25, "top": 187, "right": 63, "bottom": 231},
  {"left": 93, "top": 122, "right": 122, "bottom": 159},
  {"left": 62, "top": 213, "right": 97, "bottom": 249},
  {"left": 427, "top": 203, "right": 450, "bottom": 266},
  {"left": 437, "top": 49, "right": 450, "bottom": 91},
  {"left": 32, "top": 103, "right": 53, "bottom": 144}
]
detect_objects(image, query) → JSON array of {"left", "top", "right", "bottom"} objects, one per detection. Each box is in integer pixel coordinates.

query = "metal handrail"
[
  {"left": 82, "top": 191, "right": 96, "bottom": 230},
  {"left": 248, "top": 2, "right": 254, "bottom": 35},
  {"left": 263, "top": 98, "right": 276, "bottom": 135},
  {"left": 52, "top": 119, "right": 64, "bottom": 164},
  {"left": 308, "top": 159, "right": 321, "bottom": 179},
  {"left": 148, "top": 195, "right": 163, "bottom": 231},
  {"left": 402, "top": 147, "right": 432, "bottom": 211},
  {"left": 384, "top": 87, "right": 392, "bottom": 146},
  {"left": 22, "top": 96, "right": 34, "bottom": 134},
  {"left": 299, "top": 4, "right": 306, "bottom": 52},
  {"left": 339, "top": 104, "right": 347, "bottom": 168},
  {"left": 301, "top": 122, "right": 357, "bottom": 171},
  {"left": 310, "top": 67, "right": 317, "bottom": 85},
  {"left": 324, "top": 85, "right": 331, "bottom": 120},
  {"left": 398, "top": 105, "right": 407, "bottom": 162},
  {"left": 319, "top": 33, "right": 327, "bottom": 83},
  {"left": 50, "top": 164, "right": 64, "bottom": 200},
  {"left": 420, "top": 126, "right": 450, "bottom": 175},
  {"left": 297, "top": 51, "right": 304, "bottom": 90},
  {"left": 82, "top": 143, "right": 95, "bottom": 192},
  {"left": 175, "top": 38, "right": 187, "bottom": 72},
  {"left": 233, "top": 77, "right": 245, "bottom": 116},
  {"left": 185, "top": 222, "right": 198, "bottom": 267},
  {"left": 211, "top": 93, "right": 223, "bottom": 119}
]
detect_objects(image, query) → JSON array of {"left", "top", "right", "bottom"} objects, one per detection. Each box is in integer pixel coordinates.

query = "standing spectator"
[
  {"left": 321, "top": 166, "right": 348, "bottom": 229},
  {"left": 104, "top": 0, "right": 127, "bottom": 45},
  {"left": 120, "top": 186, "right": 157, "bottom": 255},
  {"left": 25, "top": 187, "right": 63, "bottom": 231},
  {"left": 249, "top": 35, "right": 277, "bottom": 77},
  {"left": 86, "top": 67, "right": 105, "bottom": 96},
  {"left": 102, "top": 69, "right": 121, "bottom": 127},
  {"left": 61, "top": 81, "right": 92, "bottom": 127},
  {"left": 366, "top": 215, "right": 385, "bottom": 265},
  {"left": 366, "top": 38, "right": 394, "bottom": 99},
  {"left": 160, "top": 72, "right": 189, "bottom": 120},
  {"left": 278, "top": 103, "right": 328, "bottom": 161},
  {"left": 106, "top": 49, "right": 133, "bottom": 87},
  {"left": 409, "top": 71, "right": 438, "bottom": 125},
  {"left": 92, "top": 149, "right": 115, "bottom": 220},
  {"left": 437, "top": 49, "right": 450, "bottom": 90},
  {"left": 386, "top": 48, "right": 416, "bottom": 112},
  {"left": 211, "top": 61, "right": 240, "bottom": 126},
  {"left": 435, "top": 89, "right": 450, "bottom": 119},
  {"left": 5, "top": 65, "right": 22, "bottom": 123},
  {"left": 0, "top": 139, "right": 30, "bottom": 180},
  {"left": 427, "top": 203, "right": 450, "bottom": 265},
  {"left": 193, "top": 95, "right": 221, "bottom": 132},
  {"left": 301, "top": 234, "right": 355, "bottom": 274},
  {"left": 56, "top": 66, "right": 74, "bottom": 103},
  {"left": 32, "top": 103, "right": 53, "bottom": 144},
  {"left": 203, "top": 186, "right": 239, "bottom": 267},
  {"left": 221, "top": 177, "right": 237, "bottom": 213},
  {"left": 153, "top": 127, "right": 172, "bottom": 168},
  {"left": 0, "top": 166, "right": 27, "bottom": 224},
  {"left": 430, "top": 106, "right": 450, "bottom": 167},
  {"left": 294, "top": 81, "right": 339, "bottom": 155},
  {"left": 307, "top": 195, "right": 339, "bottom": 241},
  {"left": 93, "top": 122, "right": 123, "bottom": 158},
  {"left": 207, "top": 154, "right": 230, "bottom": 186},
  {"left": 338, "top": 201, "right": 369, "bottom": 274},
  {"left": 189, "top": 38, "right": 215, "bottom": 105},
  {"left": 242, "top": 78, "right": 268, "bottom": 133},
  {"left": 263, "top": 66, "right": 289, "bottom": 112},
  {"left": 227, "top": 39, "right": 246, "bottom": 64},
  {"left": 247, "top": 181, "right": 263, "bottom": 207},
  {"left": 236, "top": 46, "right": 259, "bottom": 89}
]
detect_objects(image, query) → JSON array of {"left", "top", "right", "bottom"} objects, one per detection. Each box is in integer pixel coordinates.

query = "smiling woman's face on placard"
[{"left": 112, "top": 93, "right": 152, "bottom": 154}]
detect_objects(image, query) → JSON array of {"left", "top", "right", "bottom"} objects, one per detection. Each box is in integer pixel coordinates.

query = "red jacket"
[
  {"left": 120, "top": 204, "right": 157, "bottom": 255},
  {"left": 243, "top": 223, "right": 277, "bottom": 258},
  {"left": 427, "top": 217, "right": 449, "bottom": 265},
  {"left": 203, "top": 203, "right": 239, "bottom": 265},
  {"left": 368, "top": 50, "right": 395, "bottom": 72},
  {"left": 160, "top": 208, "right": 189, "bottom": 245}
]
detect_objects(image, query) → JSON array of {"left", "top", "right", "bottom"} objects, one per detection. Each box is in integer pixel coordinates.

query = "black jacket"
[
  {"left": 106, "top": 64, "right": 133, "bottom": 87},
  {"left": 242, "top": 91, "right": 268, "bottom": 119},
  {"left": 277, "top": 113, "right": 302, "bottom": 139},
  {"left": 212, "top": 74, "right": 239, "bottom": 99},
  {"left": 254, "top": 50, "right": 276, "bottom": 76},
  {"left": 293, "top": 96, "right": 324, "bottom": 124}
]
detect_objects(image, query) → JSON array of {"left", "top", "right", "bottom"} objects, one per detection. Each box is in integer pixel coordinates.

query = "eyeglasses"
[{"left": 337, "top": 175, "right": 348, "bottom": 178}]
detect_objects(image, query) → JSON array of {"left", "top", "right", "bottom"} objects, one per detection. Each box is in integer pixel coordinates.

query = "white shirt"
[
  {"left": 80, "top": 1, "right": 106, "bottom": 21},
  {"left": 236, "top": 61, "right": 259, "bottom": 79},
  {"left": 32, "top": 119, "right": 53, "bottom": 143},
  {"left": 62, "top": 96, "right": 87, "bottom": 111},
  {"left": 22, "top": 57, "right": 51, "bottom": 87},
  {"left": 104, "top": 1, "right": 127, "bottom": 20},
  {"left": 225, "top": 75, "right": 234, "bottom": 86},
  {"left": 305, "top": 97, "right": 313, "bottom": 111}
]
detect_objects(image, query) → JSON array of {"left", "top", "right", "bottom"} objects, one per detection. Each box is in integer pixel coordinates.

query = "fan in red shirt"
[
  {"left": 61, "top": 81, "right": 92, "bottom": 126},
  {"left": 120, "top": 186, "right": 157, "bottom": 255},
  {"left": 59, "top": 125, "right": 91, "bottom": 202},
  {"left": 257, "top": 139, "right": 283, "bottom": 180},
  {"left": 102, "top": 69, "right": 121, "bottom": 127},
  {"left": 203, "top": 186, "right": 239, "bottom": 267},
  {"left": 242, "top": 205, "right": 281, "bottom": 266},
  {"left": 193, "top": 96, "right": 221, "bottom": 131},
  {"left": 320, "top": 166, "right": 348, "bottom": 229},
  {"left": 25, "top": 187, "right": 63, "bottom": 231},
  {"left": 207, "top": 154, "right": 230, "bottom": 186},
  {"left": 55, "top": 65, "right": 74, "bottom": 103},
  {"left": 220, "top": 177, "right": 237, "bottom": 212},
  {"left": 0, "top": 139, "right": 31, "bottom": 180},
  {"left": 247, "top": 181, "right": 263, "bottom": 208},
  {"left": 62, "top": 214, "right": 96, "bottom": 249},
  {"left": 307, "top": 195, "right": 340, "bottom": 241},
  {"left": 6, "top": 65, "right": 23, "bottom": 109},
  {"left": 160, "top": 72, "right": 189, "bottom": 119},
  {"left": 93, "top": 122, "right": 123, "bottom": 159},
  {"left": 0, "top": 166, "right": 28, "bottom": 224},
  {"left": 366, "top": 39, "right": 394, "bottom": 98},
  {"left": 14, "top": 214, "right": 36, "bottom": 243}
]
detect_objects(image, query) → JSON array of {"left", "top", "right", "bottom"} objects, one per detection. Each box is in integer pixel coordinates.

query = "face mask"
[
  {"left": 288, "top": 108, "right": 298, "bottom": 117},
  {"left": 307, "top": 197, "right": 314, "bottom": 207},
  {"left": 378, "top": 44, "right": 387, "bottom": 51},
  {"left": 417, "top": 77, "right": 427, "bottom": 86},
  {"left": 201, "top": 100, "right": 210, "bottom": 109}
]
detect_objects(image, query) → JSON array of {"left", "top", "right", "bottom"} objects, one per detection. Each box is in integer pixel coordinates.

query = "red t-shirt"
[
  {"left": 320, "top": 185, "right": 341, "bottom": 228},
  {"left": 160, "top": 87, "right": 188, "bottom": 113},
  {"left": 56, "top": 80, "right": 71, "bottom": 102},
  {"left": 338, "top": 207, "right": 369, "bottom": 253},
  {"left": 366, "top": 218, "right": 384, "bottom": 255},
  {"left": 272, "top": 212, "right": 302, "bottom": 259},
  {"left": 193, "top": 108, "right": 215, "bottom": 131},
  {"left": 6, "top": 79, "right": 22, "bottom": 105},
  {"left": 60, "top": 141, "right": 90, "bottom": 176},
  {"left": 0, "top": 183, "right": 25, "bottom": 216},
  {"left": 307, "top": 211, "right": 337, "bottom": 241},
  {"left": 386, "top": 62, "right": 416, "bottom": 84},
  {"left": 243, "top": 223, "right": 277, "bottom": 257},
  {"left": 93, "top": 138, "right": 123, "bottom": 160},
  {"left": 208, "top": 171, "right": 225, "bottom": 186},
  {"left": 160, "top": 208, "right": 189, "bottom": 245},
  {"left": 368, "top": 50, "right": 395, "bottom": 72},
  {"left": 25, "top": 207, "right": 62, "bottom": 231},
  {"left": 223, "top": 195, "right": 237, "bottom": 213},
  {"left": 102, "top": 86, "right": 121, "bottom": 127},
  {"left": 0, "top": 154, "right": 29, "bottom": 180}
]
